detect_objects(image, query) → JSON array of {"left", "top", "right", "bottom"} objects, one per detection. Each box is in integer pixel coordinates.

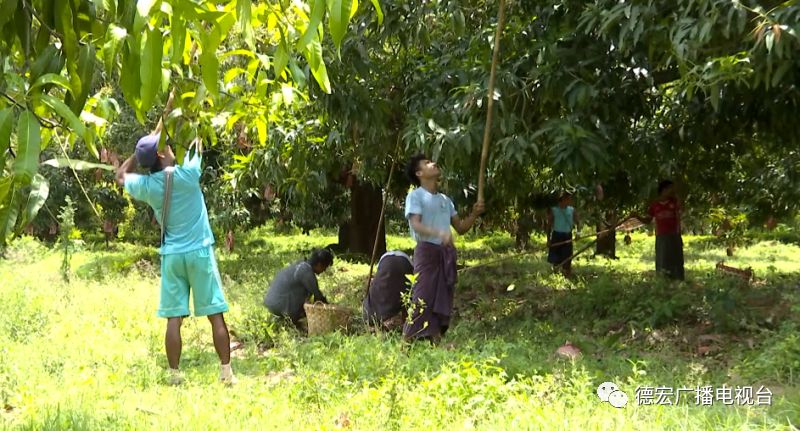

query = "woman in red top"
[{"left": 636, "top": 180, "right": 685, "bottom": 280}]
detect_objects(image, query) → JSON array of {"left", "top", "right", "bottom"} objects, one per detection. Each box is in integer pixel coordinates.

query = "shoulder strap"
[{"left": 160, "top": 169, "right": 174, "bottom": 246}]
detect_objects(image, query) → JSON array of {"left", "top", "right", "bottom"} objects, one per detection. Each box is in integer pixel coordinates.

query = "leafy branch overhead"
[
  {"left": 1, "top": 0, "right": 799, "bottom": 246},
  {"left": 0, "top": 0, "right": 383, "bottom": 246},
  {"left": 226, "top": 0, "right": 799, "bottom": 232}
]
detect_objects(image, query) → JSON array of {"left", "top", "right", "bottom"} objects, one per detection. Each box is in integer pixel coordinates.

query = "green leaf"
[
  {"left": 369, "top": 0, "right": 383, "bottom": 25},
  {"left": 170, "top": 14, "right": 186, "bottom": 65},
  {"left": 349, "top": 0, "right": 358, "bottom": 19},
  {"left": 200, "top": 47, "right": 220, "bottom": 97},
  {"left": 42, "top": 158, "right": 114, "bottom": 171},
  {"left": 136, "top": 0, "right": 158, "bottom": 17},
  {"left": 29, "top": 45, "right": 61, "bottom": 84},
  {"left": 74, "top": 0, "right": 98, "bottom": 37},
  {"left": 29, "top": 73, "right": 72, "bottom": 94},
  {"left": 305, "top": 37, "right": 331, "bottom": 93},
  {"left": 215, "top": 10, "right": 237, "bottom": 43},
  {"left": 224, "top": 68, "right": 247, "bottom": 84},
  {"left": 0, "top": 175, "right": 11, "bottom": 203},
  {"left": 14, "top": 3, "right": 31, "bottom": 58},
  {"left": 236, "top": 0, "right": 254, "bottom": 48},
  {"left": 765, "top": 32, "right": 774, "bottom": 53},
  {"left": 65, "top": 44, "right": 96, "bottom": 114},
  {"left": 297, "top": 0, "right": 325, "bottom": 50},
  {"left": 140, "top": 27, "right": 163, "bottom": 114},
  {"left": 38, "top": 94, "right": 87, "bottom": 139},
  {"left": 288, "top": 59, "right": 307, "bottom": 87},
  {"left": 13, "top": 111, "right": 41, "bottom": 184},
  {"left": 34, "top": 14, "right": 51, "bottom": 57},
  {"left": 273, "top": 37, "right": 289, "bottom": 80},
  {"left": 452, "top": 8, "right": 464, "bottom": 36},
  {"left": 18, "top": 173, "right": 49, "bottom": 233},
  {"left": 0, "top": 108, "right": 13, "bottom": 170},
  {"left": 0, "top": 0, "right": 18, "bottom": 30},
  {"left": 328, "top": 0, "right": 353, "bottom": 54},
  {"left": 709, "top": 84, "right": 720, "bottom": 112},
  {"left": 120, "top": 38, "right": 143, "bottom": 120},
  {"left": 0, "top": 185, "right": 20, "bottom": 245},
  {"left": 161, "top": 68, "right": 171, "bottom": 94},
  {"left": 98, "top": 0, "right": 113, "bottom": 17},
  {"left": 196, "top": 10, "right": 233, "bottom": 98},
  {"left": 256, "top": 117, "right": 267, "bottom": 145},
  {"left": 118, "top": 0, "right": 136, "bottom": 31},
  {"left": 55, "top": 0, "right": 81, "bottom": 98},
  {"left": 84, "top": 126, "right": 99, "bottom": 159},
  {"left": 102, "top": 24, "right": 128, "bottom": 76}
]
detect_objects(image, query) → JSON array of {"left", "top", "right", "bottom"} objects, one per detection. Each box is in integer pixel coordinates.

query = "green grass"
[{"left": 1, "top": 227, "right": 799, "bottom": 430}]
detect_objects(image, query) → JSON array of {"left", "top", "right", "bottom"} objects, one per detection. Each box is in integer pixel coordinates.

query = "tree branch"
[
  {"left": 23, "top": 0, "right": 63, "bottom": 40},
  {"left": 0, "top": 91, "right": 27, "bottom": 111},
  {"left": 0, "top": 91, "right": 65, "bottom": 130}
]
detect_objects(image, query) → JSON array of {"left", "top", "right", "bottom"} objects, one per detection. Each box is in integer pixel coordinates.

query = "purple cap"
[{"left": 135, "top": 133, "right": 160, "bottom": 168}]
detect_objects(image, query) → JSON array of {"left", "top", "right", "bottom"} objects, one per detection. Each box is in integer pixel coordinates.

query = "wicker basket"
[{"left": 304, "top": 302, "right": 353, "bottom": 336}]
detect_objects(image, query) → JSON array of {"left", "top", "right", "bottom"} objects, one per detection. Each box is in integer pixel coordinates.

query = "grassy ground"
[{"left": 1, "top": 225, "right": 799, "bottom": 430}]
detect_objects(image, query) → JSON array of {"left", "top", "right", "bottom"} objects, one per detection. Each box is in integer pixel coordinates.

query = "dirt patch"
[{"left": 265, "top": 370, "right": 295, "bottom": 386}]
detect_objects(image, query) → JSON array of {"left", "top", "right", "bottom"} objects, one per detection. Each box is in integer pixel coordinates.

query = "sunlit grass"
[{"left": 1, "top": 228, "right": 799, "bottom": 430}]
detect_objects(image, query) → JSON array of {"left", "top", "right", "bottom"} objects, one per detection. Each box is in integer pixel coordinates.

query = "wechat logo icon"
[{"left": 597, "top": 381, "right": 628, "bottom": 408}]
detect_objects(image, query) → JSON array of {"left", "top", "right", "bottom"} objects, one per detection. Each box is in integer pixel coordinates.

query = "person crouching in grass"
[
  {"left": 264, "top": 249, "right": 334, "bottom": 331},
  {"left": 363, "top": 250, "right": 414, "bottom": 331}
]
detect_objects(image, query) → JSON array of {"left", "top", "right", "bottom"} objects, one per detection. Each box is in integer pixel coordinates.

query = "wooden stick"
[
  {"left": 364, "top": 140, "right": 401, "bottom": 297},
  {"left": 554, "top": 239, "right": 598, "bottom": 269},
  {"left": 553, "top": 217, "right": 637, "bottom": 269},
  {"left": 458, "top": 215, "right": 640, "bottom": 273},
  {"left": 477, "top": 0, "right": 507, "bottom": 204}
]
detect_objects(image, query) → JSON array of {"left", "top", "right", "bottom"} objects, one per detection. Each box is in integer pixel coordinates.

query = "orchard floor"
[{"left": 1, "top": 226, "right": 800, "bottom": 430}]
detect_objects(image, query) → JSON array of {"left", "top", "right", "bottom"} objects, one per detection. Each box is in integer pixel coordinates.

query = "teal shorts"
[{"left": 158, "top": 246, "right": 229, "bottom": 318}]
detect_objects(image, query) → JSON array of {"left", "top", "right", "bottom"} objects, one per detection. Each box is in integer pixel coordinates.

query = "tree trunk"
[
  {"left": 515, "top": 210, "right": 534, "bottom": 250},
  {"left": 337, "top": 180, "right": 386, "bottom": 257},
  {"left": 595, "top": 224, "right": 617, "bottom": 258},
  {"left": 595, "top": 211, "right": 619, "bottom": 259},
  {"left": 515, "top": 223, "right": 531, "bottom": 250}
]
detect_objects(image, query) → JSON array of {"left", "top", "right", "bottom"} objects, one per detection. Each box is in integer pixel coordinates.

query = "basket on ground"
[{"left": 304, "top": 302, "right": 353, "bottom": 336}]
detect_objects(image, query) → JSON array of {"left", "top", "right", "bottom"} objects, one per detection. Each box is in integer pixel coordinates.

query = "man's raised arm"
[{"left": 115, "top": 155, "right": 138, "bottom": 187}]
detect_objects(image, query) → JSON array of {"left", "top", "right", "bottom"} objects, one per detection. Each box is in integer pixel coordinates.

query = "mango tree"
[
  {"left": 218, "top": 0, "right": 799, "bottom": 256},
  {"left": 0, "top": 0, "right": 382, "bottom": 248}
]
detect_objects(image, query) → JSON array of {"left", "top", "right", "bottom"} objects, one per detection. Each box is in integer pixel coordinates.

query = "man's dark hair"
[
  {"left": 559, "top": 191, "right": 573, "bottom": 201},
  {"left": 657, "top": 180, "right": 674, "bottom": 195},
  {"left": 405, "top": 154, "right": 428, "bottom": 186},
  {"left": 308, "top": 248, "right": 334, "bottom": 268},
  {"left": 149, "top": 159, "right": 164, "bottom": 174}
]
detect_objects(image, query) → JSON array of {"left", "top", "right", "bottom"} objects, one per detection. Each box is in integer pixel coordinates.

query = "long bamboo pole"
[{"left": 477, "top": 0, "right": 507, "bottom": 204}]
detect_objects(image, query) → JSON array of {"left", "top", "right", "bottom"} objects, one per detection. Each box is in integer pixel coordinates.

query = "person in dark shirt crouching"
[
  {"left": 363, "top": 250, "right": 414, "bottom": 331},
  {"left": 264, "top": 249, "right": 334, "bottom": 329}
]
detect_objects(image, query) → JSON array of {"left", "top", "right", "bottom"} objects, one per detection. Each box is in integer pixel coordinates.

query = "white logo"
[{"left": 597, "top": 382, "right": 628, "bottom": 408}]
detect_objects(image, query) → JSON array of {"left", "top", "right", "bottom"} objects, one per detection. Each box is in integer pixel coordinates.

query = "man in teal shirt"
[{"left": 115, "top": 98, "right": 235, "bottom": 385}]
